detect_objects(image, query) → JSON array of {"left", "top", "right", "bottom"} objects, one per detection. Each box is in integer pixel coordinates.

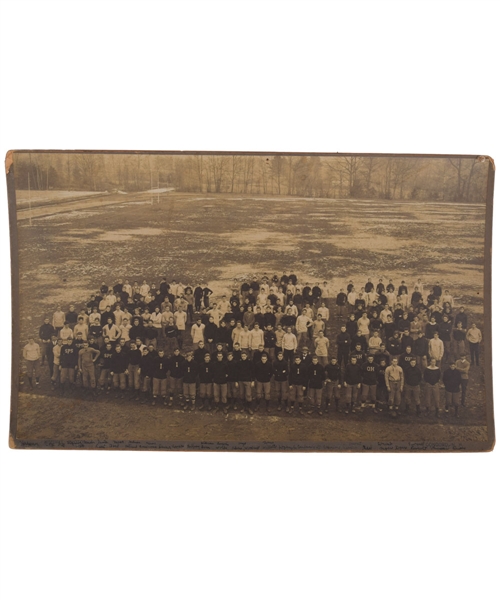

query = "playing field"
[{"left": 13, "top": 192, "right": 488, "bottom": 444}]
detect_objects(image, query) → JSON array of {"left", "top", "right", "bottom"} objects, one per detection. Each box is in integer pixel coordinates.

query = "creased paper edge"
[{"left": 5, "top": 150, "right": 14, "bottom": 175}]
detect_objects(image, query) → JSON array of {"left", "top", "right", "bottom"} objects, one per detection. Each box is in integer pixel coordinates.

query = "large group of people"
[{"left": 22, "top": 272, "right": 483, "bottom": 418}]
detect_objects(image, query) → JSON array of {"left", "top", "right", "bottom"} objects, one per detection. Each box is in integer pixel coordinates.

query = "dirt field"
[{"left": 13, "top": 192, "right": 488, "bottom": 445}]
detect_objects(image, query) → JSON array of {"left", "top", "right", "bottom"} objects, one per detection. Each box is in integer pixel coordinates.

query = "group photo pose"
[{"left": 24, "top": 272, "right": 483, "bottom": 420}]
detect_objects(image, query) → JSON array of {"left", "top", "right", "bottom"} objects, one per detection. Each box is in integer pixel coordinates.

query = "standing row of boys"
[{"left": 23, "top": 273, "right": 483, "bottom": 417}]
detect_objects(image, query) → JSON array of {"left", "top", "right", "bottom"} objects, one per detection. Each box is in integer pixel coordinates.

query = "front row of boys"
[{"left": 26, "top": 332, "right": 469, "bottom": 417}]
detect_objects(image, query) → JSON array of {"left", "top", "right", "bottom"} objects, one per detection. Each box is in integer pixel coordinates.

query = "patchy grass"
[{"left": 14, "top": 193, "right": 488, "bottom": 444}]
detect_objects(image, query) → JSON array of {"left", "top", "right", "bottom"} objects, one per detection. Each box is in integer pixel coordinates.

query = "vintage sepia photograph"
[{"left": 7, "top": 151, "right": 494, "bottom": 451}]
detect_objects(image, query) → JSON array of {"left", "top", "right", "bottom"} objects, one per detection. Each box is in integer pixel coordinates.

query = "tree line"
[{"left": 13, "top": 152, "right": 488, "bottom": 203}]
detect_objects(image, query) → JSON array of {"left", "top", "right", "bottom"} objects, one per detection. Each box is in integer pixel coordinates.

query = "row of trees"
[{"left": 13, "top": 152, "right": 489, "bottom": 202}]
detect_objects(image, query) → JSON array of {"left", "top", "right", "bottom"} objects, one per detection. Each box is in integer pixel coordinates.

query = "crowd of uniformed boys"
[{"left": 23, "top": 273, "right": 483, "bottom": 418}]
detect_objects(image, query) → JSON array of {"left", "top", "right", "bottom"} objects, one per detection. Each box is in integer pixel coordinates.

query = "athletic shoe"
[{"left": 248, "top": 408, "right": 254, "bottom": 415}]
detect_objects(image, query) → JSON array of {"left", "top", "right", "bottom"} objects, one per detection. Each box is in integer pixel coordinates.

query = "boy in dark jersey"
[
  {"left": 424, "top": 358, "right": 441, "bottom": 417},
  {"left": 383, "top": 314, "right": 396, "bottom": 341},
  {"left": 168, "top": 348, "right": 185, "bottom": 407},
  {"left": 349, "top": 343, "right": 365, "bottom": 366},
  {"left": 98, "top": 342, "right": 114, "bottom": 393},
  {"left": 343, "top": 356, "right": 362, "bottom": 413},
  {"left": 194, "top": 340, "right": 208, "bottom": 365},
  {"left": 151, "top": 349, "right": 169, "bottom": 406},
  {"left": 264, "top": 324, "right": 277, "bottom": 361},
  {"left": 404, "top": 357, "right": 422, "bottom": 415},
  {"left": 374, "top": 344, "right": 391, "bottom": 367},
  {"left": 351, "top": 329, "right": 368, "bottom": 353},
  {"left": 400, "top": 329, "right": 413, "bottom": 354},
  {"left": 336, "top": 325, "right": 351, "bottom": 368},
  {"left": 110, "top": 344, "right": 129, "bottom": 397},
  {"left": 413, "top": 331, "right": 428, "bottom": 371},
  {"left": 226, "top": 352, "right": 240, "bottom": 411},
  {"left": 59, "top": 338, "right": 78, "bottom": 395},
  {"left": 145, "top": 321, "right": 159, "bottom": 350},
  {"left": 376, "top": 279, "right": 385, "bottom": 295},
  {"left": 198, "top": 353, "right": 214, "bottom": 412},
  {"left": 212, "top": 352, "right": 229, "bottom": 414},
  {"left": 443, "top": 363, "right": 463, "bottom": 417},
  {"left": 360, "top": 355, "right": 379, "bottom": 411},
  {"left": 181, "top": 352, "right": 199, "bottom": 411},
  {"left": 307, "top": 355, "right": 326, "bottom": 415},
  {"left": 164, "top": 317, "right": 179, "bottom": 356},
  {"left": 127, "top": 341, "right": 142, "bottom": 396},
  {"left": 130, "top": 318, "right": 147, "bottom": 345},
  {"left": 288, "top": 355, "right": 307, "bottom": 414},
  {"left": 273, "top": 351, "right": 289, "bottom": 411},
  {"left": 345, "top": 314, "right": 358, "bottom": 339},
  {"left": 237, "top": 351, "right": 255, "bottom": 414},
  {"left": 398, "top": 346, "right": 417, "bottom": 374},
  {"left": 254, "top": 353, "right": 274, "bottom": 412},
  {"left": 324, "top": 357, "right": 342, "bottom": 413},
  {"left": 387, "top": 332, "right": 402, "bottom": 357},
  {"left": 139, "top": 347, "right": 154, "bottom": 403}
]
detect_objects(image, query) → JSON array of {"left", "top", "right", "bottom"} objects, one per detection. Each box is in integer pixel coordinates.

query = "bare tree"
[
  {"left": 447, "top": 158, "right": 477, "bottom": 202},
  {"left": 241, "top": 155, "right": 255, "bottom": 193},
  {"left": 391, "top": 158, "right": 422, "bottom": 199},
  {"left": 271, "top": 155, "right": 285, "bottom": 195},
  {"left": 207, "top": 155, "right": 229, "bottom": 193},
  {"left": 360, "top": 156, "right": 381, "bottom": 197},
  {"left": 229, "top": 155, "right": 241, "bottom": 193},
  {"left": 339, "top": 156, "right": 363, "bottom": 197}
]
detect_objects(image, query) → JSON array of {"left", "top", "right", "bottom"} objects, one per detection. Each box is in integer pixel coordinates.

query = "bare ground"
[{"left": 13, "top": 192, "right": 488, "bottom": 445}]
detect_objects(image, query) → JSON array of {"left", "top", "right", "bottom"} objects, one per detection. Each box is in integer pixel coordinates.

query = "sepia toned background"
[{"left": 11, "top": 151, "right": 490, "bottom": 445}]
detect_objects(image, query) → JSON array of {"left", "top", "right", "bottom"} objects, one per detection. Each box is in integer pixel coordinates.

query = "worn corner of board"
[
  {"left": 5, "top": 150, "right": 15, "bottom": 175},
  {"left": 477, "top": 155, "right": 495, "bottom": 170},
  {"left": 9, "top": 434, "right": 17, "bottom": 449}
]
